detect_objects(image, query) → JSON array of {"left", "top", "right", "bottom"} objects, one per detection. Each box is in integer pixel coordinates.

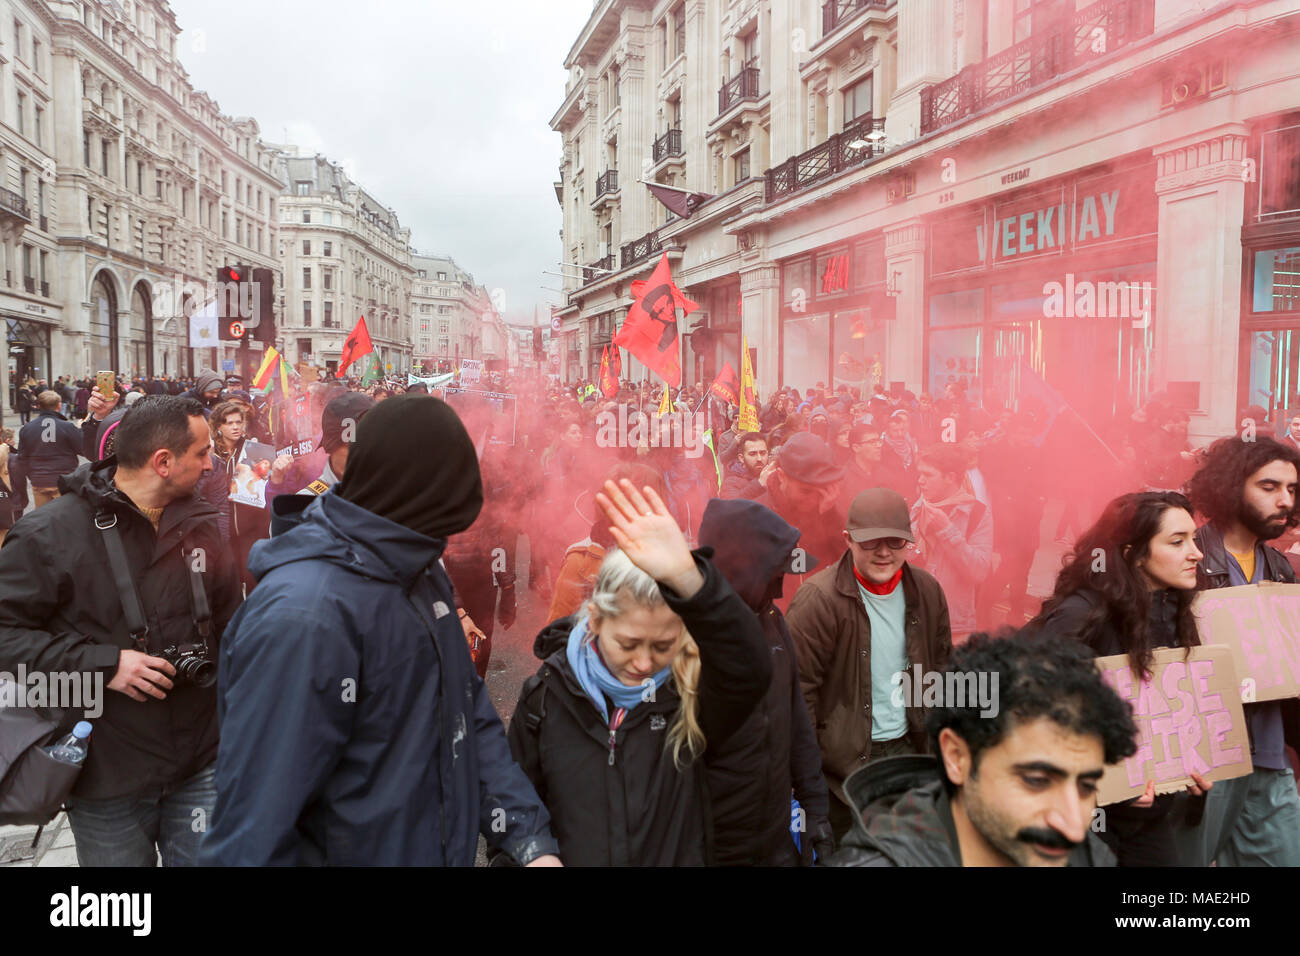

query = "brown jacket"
[{"left": 787, "top": 551, "right": 953, "bottom": 806}]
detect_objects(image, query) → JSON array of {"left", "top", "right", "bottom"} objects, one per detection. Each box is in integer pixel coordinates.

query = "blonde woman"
[{"left": 508, "top": 478, "right": 772, "bottom": 865}]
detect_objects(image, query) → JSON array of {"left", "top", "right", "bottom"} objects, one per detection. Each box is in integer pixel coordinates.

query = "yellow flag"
[
  {"left": 738, "top": 336, "right": 759, "bottom": 432},
  {"left": 657, "top": 383, "right": 673, "bottom": 417}
]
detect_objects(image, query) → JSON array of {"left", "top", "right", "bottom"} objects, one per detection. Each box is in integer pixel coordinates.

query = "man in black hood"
[
  {"left": 181, "top": 368, "right": 225, "bottom": 416},
  {"left": 202, "top": 395, "right": 560, "bottom": 865},
  {"left": 698, "top": 498, "right": 832, "bottom": 865}
]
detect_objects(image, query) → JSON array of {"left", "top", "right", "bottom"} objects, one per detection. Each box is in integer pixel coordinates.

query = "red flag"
[
  {"left": 336, "top": 316, "right": 375, "bottom": 378},
  {"left": 709, "top": 362, "right": 740, "bottom": 405},
  {"left": 610, "top": 343, "right": 622, "bottom": 380},
  {"left": 616, "top": 252, "right": 697, "bottom": 387},
  {"left": 599, "top": 346, "right": 618, "bottom": 398}
]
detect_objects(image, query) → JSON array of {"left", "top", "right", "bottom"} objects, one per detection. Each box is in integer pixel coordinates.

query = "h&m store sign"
[{"left": 931, "top": 165, "right": 1158, "bottom": 275}]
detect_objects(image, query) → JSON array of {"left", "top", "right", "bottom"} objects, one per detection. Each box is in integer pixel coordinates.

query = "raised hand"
[{"left": 595, "top": 478, "right": 703, "bottom": 599}]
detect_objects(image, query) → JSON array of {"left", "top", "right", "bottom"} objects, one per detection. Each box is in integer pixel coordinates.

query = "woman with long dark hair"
[{"left": 1030, "top": 491, "right": 1212, "bottom": 866}]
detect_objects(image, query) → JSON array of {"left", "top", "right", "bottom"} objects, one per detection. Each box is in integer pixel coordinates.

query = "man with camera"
[{"left": 0, "top": 395, "right": 242, "bottom": 866}]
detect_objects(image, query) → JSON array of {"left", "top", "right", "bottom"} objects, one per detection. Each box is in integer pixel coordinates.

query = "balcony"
[
  {"left": 595, "top": 169, "right": 619, "bottom": 199},
  {"left": 652, "top": 128, "right": 683, "bottom": 165},
  {"left": 39, "top": 215, "right": 48, "bottom": 232},
  {"left": 765, "top": 116, "right": 887, "bottom": 203},
  {"left": 718, "top": 67, "right": 761, "bottom": 116},
  {"left": 583, "top": 253, "right": 616, "bottom": 284},
  {"left": 0, "top": 187, "right": 32, "bottom": 224},
  {"left": 822, "top": 0, "right": 891, "bottom": 37},
  {"left": 23, "top": 276, "right": 35, "bottom": 294},
  {"left": 40, "top": 281, "right": 49, "bottom": 297},
  {"left": 920, "top": 0, "right": 1155, "bottom": 135},
  {"left": 620, "top": 227, "right": 662, "bottom": 270}
]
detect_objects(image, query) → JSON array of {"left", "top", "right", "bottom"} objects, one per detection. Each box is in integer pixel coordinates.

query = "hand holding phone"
[{"left": 96, "top": 370, "right": 116, "bottom": 402}]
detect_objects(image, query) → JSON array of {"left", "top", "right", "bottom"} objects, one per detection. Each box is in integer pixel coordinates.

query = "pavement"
[{"left": 2, "top": 511, "right": 1073, "bottom": 868}]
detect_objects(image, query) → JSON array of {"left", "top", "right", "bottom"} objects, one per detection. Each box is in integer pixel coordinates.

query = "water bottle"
[{"left": 44, "top": 721, "right": 93, "bottom": 765}]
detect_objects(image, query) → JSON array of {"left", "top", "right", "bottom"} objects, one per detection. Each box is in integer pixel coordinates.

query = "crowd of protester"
[{"left": 0, "top": 361, "right": 1297, "bottom": 869}]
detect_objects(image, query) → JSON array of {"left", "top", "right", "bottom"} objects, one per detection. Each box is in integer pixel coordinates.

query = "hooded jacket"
[
  {"left": 200, "top": 491, "right": 555, "bottom": 865},
  {"left": 699, "top": 500, "right": 831, "bottom": 866},
  {"left": 720, "top": 456, "right": 763, "bottom": 501},
  {"left": 909, "top": 492, "right": 993, "bottom": 635},
  {"left": 180, "top": 369, "right": 225, "bottom": 415},
  {"left": 829, "top": 755, "right": 1116, "bottom": 866},
  {"left": 507, "top": 551, "right": 772, "bottom": 866},
  {"left": 0, "top": 459, "right": 242, "bottom": 799}
]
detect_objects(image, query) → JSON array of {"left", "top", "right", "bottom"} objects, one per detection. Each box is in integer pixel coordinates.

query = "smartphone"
[{"left": 96, "top": 370, "right": 115, "bottom": 401}]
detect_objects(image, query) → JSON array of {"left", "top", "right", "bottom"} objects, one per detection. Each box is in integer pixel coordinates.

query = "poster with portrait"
[{"left": 229, "top": 441, "right": 276, "bottom": 508}]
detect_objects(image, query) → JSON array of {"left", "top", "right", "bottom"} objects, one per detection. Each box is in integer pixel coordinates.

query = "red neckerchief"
[{"left": 853, "top": 563, "right": 903, "bottom": 595}]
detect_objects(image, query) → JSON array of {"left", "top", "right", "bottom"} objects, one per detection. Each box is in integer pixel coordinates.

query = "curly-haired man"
[{"left": 1180, "top": 435, "right": 1300, "bottom": 866}]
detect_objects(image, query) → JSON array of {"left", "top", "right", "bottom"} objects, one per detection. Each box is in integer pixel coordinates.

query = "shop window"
[
  {"left": 1252, "top": 247, "right": 1300, "bottom": 313},
  {"left": 781, "top": 313, "right": 831, "bottom": 395},
  {"left": 1260, "top": 124, "right": 1300, "bottom": 219}
]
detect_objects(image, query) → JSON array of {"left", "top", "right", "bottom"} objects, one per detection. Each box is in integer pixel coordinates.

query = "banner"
[
  {"left": 409, "top": 372, "right": 454, "bottom": 387},
  {"left": 710, "top": 362, "right": 740, "bottom": 405},
  {"left": 1094, "top": 646, "right": 1252, "bottom": 806},
  {"left": 738, "top": 335, "right": 759, "bottom": 432},
  {"left": 1192, "top": 582, "right": 1300, "bottom": 703},
  {"left": 615, "top": 252, "right": 697, "bottom": 387},
  {"left": 188, "top": 299, "right": 219, "bottom": 348},
  {"left": 228, "top": 441, "right": 277, "bottom": 509}
]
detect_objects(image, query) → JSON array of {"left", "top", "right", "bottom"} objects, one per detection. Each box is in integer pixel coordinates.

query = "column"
[
  {"left": 884, "top": 218, "right": 927, "bottom": 395},
  {"left": 1152, "top": 124, "right": 1249, "bottom": 443},
  {"left": 739, "top": 261, "right": 779, "bottom": 397},
  {"left": 887, "top": 0, "right": 954, "bottom": 143}
]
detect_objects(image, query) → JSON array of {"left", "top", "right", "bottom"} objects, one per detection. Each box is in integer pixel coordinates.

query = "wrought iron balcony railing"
[
  {"left": 595, "top": 169, "right": 619, "bottom": 198},
  {"left": 920, "top": 0, "right": 1155, "bottom": 135},
  {"left": 0, "top": 187, "right": 31, "bottom": 221},
  {"left": 718, "top": 67, "right": 761, "bottom": 116},
  {"left": 765, "top": 116, "right": 887, "bottom": 203},
  {"left": 621, "top": 228, "right": 662, "bottom": 270},
  {"left": 583, "top": 253, "right": 616, "bottom": 284},
  {"left": 822, "top": 0, "right": 891, "bottom": 37},
  {"left": 652, "top": 128, "right": 683, "bottom": 164}
]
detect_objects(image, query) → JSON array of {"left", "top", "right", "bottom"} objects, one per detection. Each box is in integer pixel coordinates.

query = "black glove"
[{"left": 810, "top": 814, "right": 835, "bottom": 866}]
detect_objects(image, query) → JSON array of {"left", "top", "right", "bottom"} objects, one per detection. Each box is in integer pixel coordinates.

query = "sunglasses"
[{"left": 856, "top": 537, "right": 910, "bottom": 551}]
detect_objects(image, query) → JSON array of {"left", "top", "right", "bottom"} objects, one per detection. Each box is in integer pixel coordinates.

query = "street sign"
[{"left": 222, "top": 359, "right": 236, "bottom": 372}]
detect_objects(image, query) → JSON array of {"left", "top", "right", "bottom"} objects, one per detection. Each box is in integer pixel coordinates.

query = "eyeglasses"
[{"left": 856, "top": 537, "right": 910, "bottom": 551}]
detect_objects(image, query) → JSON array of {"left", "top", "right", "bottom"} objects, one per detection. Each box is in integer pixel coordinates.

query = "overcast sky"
[{"left": 170, "top": 0, "right": 593, "bottom": 327}]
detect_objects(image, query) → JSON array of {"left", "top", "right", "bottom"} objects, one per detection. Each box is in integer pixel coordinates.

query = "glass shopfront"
[
  {"left": 926, "top": 158, "right": 1159, "bottom": 423},
  {"left": 1242, "top": 113, "right": 1300, "bottom": 423},
  {"left": 7, "top": 317, "right": 52, "bottom": 408},
  {"left": 779, "top": 235, "right": 891, "bottom": 396}
]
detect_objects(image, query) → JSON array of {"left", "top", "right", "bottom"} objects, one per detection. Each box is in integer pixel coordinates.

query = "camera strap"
[
  {"left": 187, "top": 552, "right": 212, "bottom": 641},
  {"left": 94, "top": 509, "right": 149, "bottom": 651}
]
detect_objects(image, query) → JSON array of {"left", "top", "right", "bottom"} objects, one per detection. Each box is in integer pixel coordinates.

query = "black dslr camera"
[{"left": 158, "top": 641, "right": 217, "bottom": 689}]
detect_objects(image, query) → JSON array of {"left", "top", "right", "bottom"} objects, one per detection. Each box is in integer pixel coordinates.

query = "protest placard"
[
  {"left": 459, "top": 359, "right": 483, "bottom": 384},
  {"left": 1191, "top": 582, "right": 1300, "bottom": 703},
  {"left": 229, "top": 441, "right": 277, "bottom": 508},
  {"left": 1094, "top": 645, "right": 1252, "bottom": 806}
]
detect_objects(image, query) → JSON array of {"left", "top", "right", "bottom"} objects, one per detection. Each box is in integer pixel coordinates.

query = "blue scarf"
[{"left": 566, "top": 618, "right": 671, "bottom": 722}]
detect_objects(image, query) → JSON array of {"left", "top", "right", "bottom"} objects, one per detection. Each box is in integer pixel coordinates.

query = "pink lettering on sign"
[
  {"left": 1120, "top": 655, "right": 1233, "bottom": 785},
  {"left": 1206, "top": 709, "right": 1244, "bottom": 767},
  {"left": 1228, "top": 598, "right": 1270, "bottom": 676},
  {"left": 1189, "top": 660, "right": 1222, "bottom": 712},
  {"left": 1262, "top": 594, "right": 1300, "bottom": 686}
]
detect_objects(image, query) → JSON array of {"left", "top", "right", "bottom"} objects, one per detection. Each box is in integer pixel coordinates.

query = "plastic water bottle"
[{"left": 44, "top": 722, "right": 93, "bottom": 765}]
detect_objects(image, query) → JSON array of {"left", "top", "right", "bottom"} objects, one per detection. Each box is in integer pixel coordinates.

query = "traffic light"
[
  {"left": 217, "top": 265, "right": 252, "bottom": 341},
  {"left": 250, "top": 267, "right": 276, "bottom": 344}
]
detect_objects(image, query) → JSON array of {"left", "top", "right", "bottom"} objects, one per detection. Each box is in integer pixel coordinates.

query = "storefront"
[
  {"left": 925, "top": 157, "right": 1159, "bottom": 425},
  {"left": 6, "top": 316, "right": 52, "bottom": 407},
  {"left": 777, "top": 235, "right": 893, "bottom": 397},
  {"left": 1240, "top": 112, "right": 1300, "bottom": 424}
]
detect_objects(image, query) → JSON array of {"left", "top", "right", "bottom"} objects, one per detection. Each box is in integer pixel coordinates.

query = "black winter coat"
[
  {"left": 508, "top": 551, "right": 772, "bottom": 866},
  {"left": 16, "top": 411, "right": 82, "bottom": 486},
  {"left": 699, "top": 497, "right": 831, "bottom": 866},
  {"left": 0, "top": 459, "right": 243, "bottom": 799}
]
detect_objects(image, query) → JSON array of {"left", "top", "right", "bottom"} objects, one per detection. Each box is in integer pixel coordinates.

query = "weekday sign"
[
  {"left": 1094, "top": 646, "right": 1251, "bottom": 806},
  {"left": 1191, "top": 583, "right": 1300, "bottom": 703}
]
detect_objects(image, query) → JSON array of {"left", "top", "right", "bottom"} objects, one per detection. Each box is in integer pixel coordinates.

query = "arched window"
[
  {"left": 131, "top": 284, "right": 153, "bottom": 377},
  {"left": 89, "top": 272, "right": 118, "bottom": 372}
]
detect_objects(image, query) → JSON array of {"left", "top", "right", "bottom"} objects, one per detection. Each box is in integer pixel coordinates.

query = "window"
[
  {"left": 296, "top": 181, "right": 310, "bottom": 196},
  {"left": 137, "top": 161, "right": 143, "bottom": 194},
  {"left": 323, "top": 301, "right": 333, "bottom": 327},
  {"left": 84, "top": 131, "right": 91, "bottom": 167},
  {"left": 674, "top": 4, "right": 686, "bottom": 59},
  {"left": 155, "top": 169, "right": 163, "bottom": 199},
  {"left": 733, "top": 148, "right": 750, "bottom": 183},
  {"left": 298, "top": 338, "right": 313, "bottom": 361},
  {"left": 302, "top": 210, "right": 311, "bottom": 223},
  {"left": 32, "top": 38, "right": 40, "bottom": 74},
  {"left": 303, "top": 302, "right": 312, "bottom": 326},
  {"left": 33, "top": 105, "right": 41, "bottom": 147},
  {"left": 302, "top": 239, "right": 311, "bottom": 255},
  {"left": 844, "top": 75, "right": 873, "bottom": 124},
  {"left": 323, "top": 240, "right": 332, "bottom": 256},
  {"left": 439, "top": 321, "right": 449, "bottom": 334},
  {"left": 323, "top": 269, "right": 332, "bottom": 291},
  {"left": 438, "top": 272, "right": 447, "bottom": 280},
  {"left": 101, "top": 138, "right": 110, "bottom": 175},
  {"left": 12, "top": 20, "right": 20, "bottom": 56},
  {"left": 15, "top": 91, "right": 25, "bottom": 137},
  {"left": 1013, "top": 0, "right": 1071, "bottom": 44},
  {"left": 302, "top": 267, "right": 312, "bottom": 289},
  {"left": 323, "top": 211, "right": 332, "bottom": 225}
]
